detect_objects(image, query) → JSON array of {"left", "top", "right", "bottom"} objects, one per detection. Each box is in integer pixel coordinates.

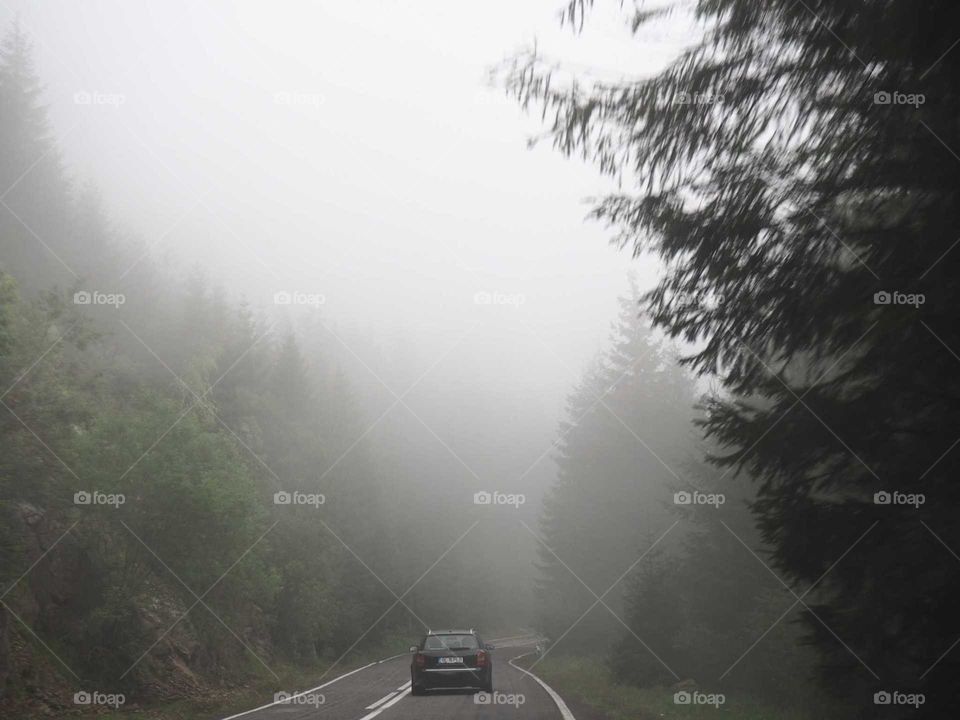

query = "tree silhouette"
[{"left": 504, "top": 1, "right": 960, "bottom": 715}]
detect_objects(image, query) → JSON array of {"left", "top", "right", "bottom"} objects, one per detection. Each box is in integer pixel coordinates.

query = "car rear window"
[{"left": 424, "top": 634, "right": 479, "bottom": 650}]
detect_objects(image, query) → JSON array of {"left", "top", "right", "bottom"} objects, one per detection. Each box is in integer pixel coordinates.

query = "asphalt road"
[{"left": 220, "top": 638, "right": 575, "bottom": 720}]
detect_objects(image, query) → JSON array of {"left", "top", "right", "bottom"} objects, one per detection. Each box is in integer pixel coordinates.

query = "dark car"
[{"left": 409, "top": 629, "right": 493, "bottom": 695}]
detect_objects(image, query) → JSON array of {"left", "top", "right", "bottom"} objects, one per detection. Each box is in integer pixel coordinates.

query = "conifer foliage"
[{"left": 505, "top": 1, "right": 960, "bottom": 715}]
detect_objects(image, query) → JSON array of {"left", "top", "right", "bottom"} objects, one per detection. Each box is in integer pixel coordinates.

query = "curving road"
[{"left": 219, "top": 637, "right": 575, "bottom": 720}]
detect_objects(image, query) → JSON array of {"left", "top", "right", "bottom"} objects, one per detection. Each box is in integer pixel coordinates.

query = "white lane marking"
[
  {"left": 377, "top": 651, "right": 411, "bottom": 663},
  {"left": 365, "top": 691, "right": 397, "bottom": 710},
  {"left": 488, "top": 632, "right": 539, "bottom": 649},
  {"left": 219, "top": 661, "right": 377, "bottom": 720},
  {"left": 396, "top": 680, "right": 411, "bottom": 691},
  {"left": 490, "top": 632, "right": 536, "bottom": 642},
  {"left": 508, "top": 652, "right": 576, "bottom": 720},
  {"left": 358, "top": 688, "right": 411, "bottom": 720}
]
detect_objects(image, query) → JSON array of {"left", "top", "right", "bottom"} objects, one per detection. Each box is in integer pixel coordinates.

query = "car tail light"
[
  {"left": 415, "top": 653, "right": 426, "bottom": 667},
  {"left": 476, "top": 650, "right": 487, "bottom": 667}
]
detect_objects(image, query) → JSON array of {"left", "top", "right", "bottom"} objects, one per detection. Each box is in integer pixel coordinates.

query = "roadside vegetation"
[
  {"left": 0, "top": 22, "right": 506, "bottom": 716},
  {"left": 89, "top": 640, "right": 411, "bottom": 720},
  {"left": 524, "top": 655, "right": 838, "bottom": 720}
]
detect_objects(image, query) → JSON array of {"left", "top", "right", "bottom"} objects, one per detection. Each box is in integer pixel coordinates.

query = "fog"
[
  {"left": 11, "top": 0, "right": 698, "bottom": 495},
  {"left": 2, "top": 2, "right": 954, "bottom": 719}
]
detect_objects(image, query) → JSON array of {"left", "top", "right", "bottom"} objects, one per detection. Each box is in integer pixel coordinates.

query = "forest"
[{"left": 2, "top": 1, "right": 959, "bottom": 719}]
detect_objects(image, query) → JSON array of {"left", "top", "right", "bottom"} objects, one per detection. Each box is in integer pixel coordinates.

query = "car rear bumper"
[{"left": 413, "top": 667, "right": 490, "bottom": 689}]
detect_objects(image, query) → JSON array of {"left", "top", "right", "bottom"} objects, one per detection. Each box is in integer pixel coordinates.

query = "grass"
[
  {"left": 92, "top": 660, "right": 344, "bottom": 720},
  {"left": 519, "top": 655, "right": 824, "bottom": 720},
  {"left": 37, "top": 637, "right": 413, "bottom": 720}
]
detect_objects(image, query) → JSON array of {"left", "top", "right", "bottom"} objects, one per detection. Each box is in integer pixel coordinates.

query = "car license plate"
[{"left": 438, "top": 657, "right": 464, "bottom": 664}]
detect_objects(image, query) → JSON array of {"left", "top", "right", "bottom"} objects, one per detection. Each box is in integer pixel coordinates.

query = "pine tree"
[
  {"left": 504, "top": 1, "right": 960, "bottom": 714},
  {"left": 0, "top": 18, "right": 50, "bottom": 185},
  {"left": 0, "top": 20, "right": 70, "bottom": 287},
  {"left": 536, "top": 278, "right": 697, "bottom": 654}
]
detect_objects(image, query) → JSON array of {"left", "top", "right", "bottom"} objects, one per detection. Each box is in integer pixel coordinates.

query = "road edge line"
[
  {"left": 377, "top": 651, "right": 411, "bottom": 663},
  {"left": 508, "top": 651, "right": 576, "bottom": 720},
  {"left": 489, "top": 630, "right": 537, "bottom": 643},
  {"left": 218, "top": 660, "right": 379, "bottom": 720}
]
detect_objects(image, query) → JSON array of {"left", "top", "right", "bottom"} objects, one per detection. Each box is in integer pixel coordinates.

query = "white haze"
[{"left": 7, "top": 0, "right": 691, "bottom": 490}]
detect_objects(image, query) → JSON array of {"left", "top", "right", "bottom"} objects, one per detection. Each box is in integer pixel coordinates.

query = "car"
[{"left": 409, "top": 629, "right": 494, "bottom": 695}]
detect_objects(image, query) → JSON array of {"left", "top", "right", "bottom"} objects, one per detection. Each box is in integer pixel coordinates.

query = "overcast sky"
[{"left": 6, "top": 0, "right": 692, "bottom": 488}]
